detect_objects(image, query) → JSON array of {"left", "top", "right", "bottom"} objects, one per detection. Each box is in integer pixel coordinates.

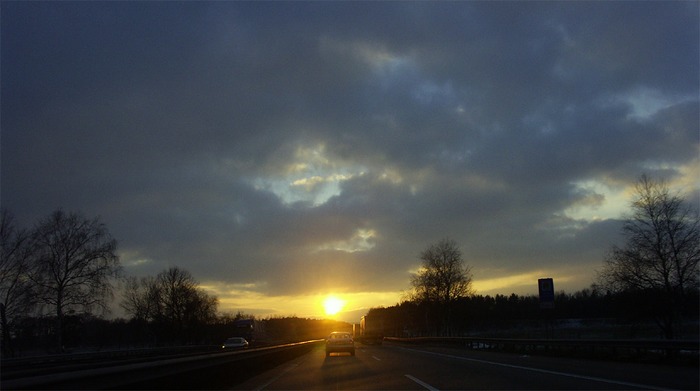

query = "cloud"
[{"left": 2, "top": 2, "right": 698, "bottom": 316}]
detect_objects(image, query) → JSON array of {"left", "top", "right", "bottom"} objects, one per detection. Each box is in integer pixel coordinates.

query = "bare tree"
[
  {"left": 598, "top": 175, "right": 700, "bottom": 339},
  {"left": 29, "top": 209, "right": 121, "bottom": 350},
  {"left": 121, "top": 267, "right": 218, "bottom": 344},
  {"left": 410, "top": 238, "right": 473, "bottom": 335},
  {"left": 0, "top": 209, "right": 36, "bottom": 356},
  {"left": 121, "top": 275, "right": 161, "bottom": 321}
]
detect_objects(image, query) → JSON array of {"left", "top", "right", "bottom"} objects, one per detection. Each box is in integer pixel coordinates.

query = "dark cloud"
[{"left": 2, "top": 2, "right": 698, "bottom": 311}]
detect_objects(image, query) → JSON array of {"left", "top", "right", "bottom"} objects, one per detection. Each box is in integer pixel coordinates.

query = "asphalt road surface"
[{"left": 232, "top": 342, "right": 698, "bottom": 390}]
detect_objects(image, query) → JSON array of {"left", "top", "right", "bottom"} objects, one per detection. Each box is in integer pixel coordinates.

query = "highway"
[{"left": 232, "top": 342, "right": 698, "bottom": 390}]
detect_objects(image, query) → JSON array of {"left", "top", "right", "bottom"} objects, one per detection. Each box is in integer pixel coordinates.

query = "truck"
[
  {"left": 352, "top": 323, "right": 361, "bottom": 340},
  {"left": 359, "top": 315, "right": 384, "bottom": 345},
  {"left": 231, "top": 318, "right": 266, "bottom": 345}
]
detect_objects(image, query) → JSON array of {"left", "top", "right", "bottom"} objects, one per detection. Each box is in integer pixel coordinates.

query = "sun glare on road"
[{"left": 323, "top": 295, "right": 345, "bottom": 316}]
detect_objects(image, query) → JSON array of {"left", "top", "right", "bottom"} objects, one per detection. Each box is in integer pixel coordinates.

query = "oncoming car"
[
  {"left": 325, "top": 331, "right": 355, "bottom": 357},
  {"left": 221, "top": 337, "right": 249, "bottom": 349}
]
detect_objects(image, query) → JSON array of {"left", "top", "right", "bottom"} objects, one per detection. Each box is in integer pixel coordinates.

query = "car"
[
  {"left": 325, "top": 331, "right": 355, "bottom": 357},
  {"left": 221, "top": 337, "right": 249, "bottom": 349}
]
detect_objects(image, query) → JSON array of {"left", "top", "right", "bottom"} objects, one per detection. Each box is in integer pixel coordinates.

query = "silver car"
[
  {"left": 221, "top": 337, "right": 249, "bottom": 349},
  {"left": 325, "top": 332, "right": 355, "bottom": 357}
]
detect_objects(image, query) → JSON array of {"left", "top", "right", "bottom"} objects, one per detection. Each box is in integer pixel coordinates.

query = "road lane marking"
[
  {"left": 405, "top": 374, "right": 439, "bottom": 391},
  {"left": 397, "top": 347, "right": 664, "bottom": 391},
  {"left": 253, "top": 362, "right": 300, "bottom": 391},
  {"left": 373, "top": 356, "right": 381, "bottom": 361}
]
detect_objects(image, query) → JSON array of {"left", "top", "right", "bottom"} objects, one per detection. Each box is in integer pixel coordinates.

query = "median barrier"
[{"left": 2, "top": 340, "right": 324, "bottom": 390}]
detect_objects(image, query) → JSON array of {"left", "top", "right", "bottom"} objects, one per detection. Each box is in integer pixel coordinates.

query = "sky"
[{"left": 2, "top": 1, "right": 698, "bottom": 323}]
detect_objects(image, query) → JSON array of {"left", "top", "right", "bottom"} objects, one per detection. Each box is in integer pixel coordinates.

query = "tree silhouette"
[
  {"left": 29, "top": 209, "right": 121, "bottom": 350},
  {"left": 598, "top": 175, "right": 699, "bottom": 339},
  {"left": 0, "top": 209, "right": 36, "bottom": 356},
  {"left": 121, "top": 267, "right": 218, "bottom": 344},
  {"left": 409, "top": 238, "right": 473, "bottom": 336}
]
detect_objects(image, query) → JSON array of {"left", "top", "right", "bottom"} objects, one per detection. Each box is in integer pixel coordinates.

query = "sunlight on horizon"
[
  {"left": 208, "top": 287, "right": 402, "bottom": 323},
  {"left": 202, "top": 268, "right": 596, "bottom": 323},
  {"left": 472, "top": 271, "right": 573, "bottom": 296},
  {"left": 322, "top": 295, "right": 346, "bottom": 316}
]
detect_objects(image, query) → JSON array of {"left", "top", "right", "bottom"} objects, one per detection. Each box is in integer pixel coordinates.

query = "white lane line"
[
  {"left": 397, "top": 347, "right": 664, "bottom": 391},
  {"left": 253, "top": 362, "right": 300, "bottom": 391},
  {"left": 373, "top": 356, "right": 381, "bottom": 361},
  {"left": 405, "top": 374, "right": 439, "bottom": 391}
]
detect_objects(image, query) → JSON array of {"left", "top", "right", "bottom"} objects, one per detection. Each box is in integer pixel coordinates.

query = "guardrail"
[
  {"left": 385, "top": 337, "right": 699, "bottom": 361},
  {"left": 2, "top": 340, "right": 324, "bottom": 390},
  {"left": 1, "top": 345, "right": 220, "bottom": 368}
]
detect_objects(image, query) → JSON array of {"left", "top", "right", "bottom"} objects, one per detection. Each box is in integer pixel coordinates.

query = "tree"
[
  {"left": 122, "top": 275, "right": 160, "bottom": 322},
  {"left": 0, "top": 209, "right": 36, "bottom": 356},
  {"left": 121, "top": 267, "right": 218, "bottom": 344},
  {"left": 29, "top": 209, "right": 121, "bottom": 350},
  {"left": 597, "top": 175, "right": 700, "bottom": 339},
  {"left": 409, "top": 238, "right": 474, "bottom": 335}
]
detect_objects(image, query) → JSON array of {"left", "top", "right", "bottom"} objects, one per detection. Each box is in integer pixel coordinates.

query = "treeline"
[
  {"left": 8, "top": 287, "right": 699, "bottom": 357},
  {"left": 400, "top": 177, "right": 699, "bottom": 340},
  {"left": 0, "top": 207, "right": 350, "bottom": 358},
  {"left": 119, "top": 266, "right": 350, "bottom": 347},
  {"left": 7, "top": 312, "right": 349, "bottom": 357},
  {"left": 368, "top": 288, "right": 700, "bottom": 339}
]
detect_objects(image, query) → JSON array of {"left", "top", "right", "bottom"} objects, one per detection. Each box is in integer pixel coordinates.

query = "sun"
[{"left": 322, "top": 295, "right": 345, "bottom": 316}]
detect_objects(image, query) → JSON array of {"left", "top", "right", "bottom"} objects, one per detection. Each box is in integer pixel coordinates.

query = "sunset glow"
[
  {"left": 4, "top": 2, "right": 697, "bottom": 329},
  {"left": 322, "top": 296, "right": 346, "bottom": 316}
]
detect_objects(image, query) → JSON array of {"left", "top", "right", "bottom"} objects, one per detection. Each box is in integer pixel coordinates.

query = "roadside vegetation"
[{"left": 367, "top": 289, "right": 699, "bottom": 340}]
